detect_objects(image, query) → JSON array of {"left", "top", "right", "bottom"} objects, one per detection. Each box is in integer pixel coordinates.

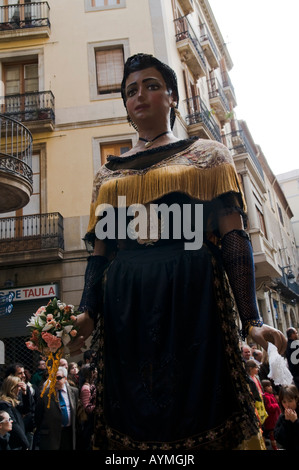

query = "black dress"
[{"left": 85, "top": 138, "right": 263, "bottom": 450}]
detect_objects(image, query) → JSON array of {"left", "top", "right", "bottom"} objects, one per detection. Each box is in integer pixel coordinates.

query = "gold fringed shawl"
[{"left": 87, "top": 139, "right": 246, "bottom": 233}]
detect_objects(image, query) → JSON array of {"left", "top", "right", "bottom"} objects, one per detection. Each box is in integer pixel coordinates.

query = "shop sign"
[{"left": 0, "top": 284, "right": 58, "bottom": 303}]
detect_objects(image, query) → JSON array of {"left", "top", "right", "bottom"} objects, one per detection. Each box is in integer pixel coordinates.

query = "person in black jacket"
[
  {"left": 274, "top": 385, "right": 299, "bottom": 450},
  {"left": 0, "top": 376, "right": 29, "bottom": 450},
  {"left": 0, "top": 411, "right": 12, "bottom": 450}
]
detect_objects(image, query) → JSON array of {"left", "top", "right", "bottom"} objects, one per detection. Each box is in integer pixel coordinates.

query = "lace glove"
[
  {"left": 221, "top": 229, "right": 263, "bottom": 339},
  {"left": 79, "top": 255, "right": 109, "bottom": 324}
]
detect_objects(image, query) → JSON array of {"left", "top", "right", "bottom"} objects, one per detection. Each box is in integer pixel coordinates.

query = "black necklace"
[{"left": 139, "top": 131, "right": 170, "bottom": 148}]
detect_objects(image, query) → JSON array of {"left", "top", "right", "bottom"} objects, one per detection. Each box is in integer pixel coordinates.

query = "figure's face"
[{"left": 125, "top": 67, "right": 174, "bottom": 128}]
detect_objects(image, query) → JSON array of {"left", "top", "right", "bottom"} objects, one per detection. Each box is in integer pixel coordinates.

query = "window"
[
  {"left": 85, "top": 0, "right": 125, "bottom": 11},
  {"left": 4, "top": 62, "right": 38, "bottom": 95},
  {"left": 256, "top": 206, "right": 267, "bottom": 238},
  {"left": 100, "top": 141, "right": 131, "bottom": 165},
  {"left": 95, "top": 47, "right": 124, "bottom": 95},
  {"left": 92, "top": 0, "right": 121, "bottom": 6},
  {"left": 277, "top": 203, "right": 284, "bottom": 226},
  {"left": 88, "top": 39, "right": 129, "bottom": 100}
]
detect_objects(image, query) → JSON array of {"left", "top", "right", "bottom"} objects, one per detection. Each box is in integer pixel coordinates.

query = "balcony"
[
  {"left": 199, "top": 23, "right": 219, "bottom": 69},
  {"left": 250, "top": 232, "right": 281, "bottom": 279},
  {"left": 1, "top": 91, "right": 55, "bottom": 132},
  {"left": 226, "top": 129, "right": 264, "bottom": 181},
  {"left": 174, "top": 17, "right": 206, "bottom": 79},
  {"left": 275, "top": 274, "right": 299, "bottom": 301},
  {"left": 0, "top": 2, "right": 50, "bottom": 41},
  {"left": 184, "top": 95, "right": 221, "bottom": 142},
  {"left": 177, "top": 0, "right": 194, "bottom": 15},
  {"left": 221, "top": 69, "right": 237, "bottom": 108},
  {"left": 0, "top": 113, "right": 33, "bottom": 213},
  {"left": 0, "top": 212, "right": 64, "bottom": 265},
  {"left": 207, "top": 77, "right": 230, "bottom": 122}
]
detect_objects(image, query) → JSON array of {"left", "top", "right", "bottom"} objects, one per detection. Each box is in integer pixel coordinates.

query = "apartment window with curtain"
[{"left": 95, "top": 47, "right": 124, "bottom": 95}]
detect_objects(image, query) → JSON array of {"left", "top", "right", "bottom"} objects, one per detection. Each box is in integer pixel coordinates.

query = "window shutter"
[{"left": 96, "top": 47, "right": 124, "bottom": 94}]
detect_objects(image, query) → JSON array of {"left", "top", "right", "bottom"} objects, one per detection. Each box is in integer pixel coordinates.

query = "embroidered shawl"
[{"left": 87, "top": 138, "right": 246, "bottom": 234}]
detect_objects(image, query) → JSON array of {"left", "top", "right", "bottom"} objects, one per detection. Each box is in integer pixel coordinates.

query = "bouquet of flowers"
[{"left": 26, "top": 298, "right": 80, "bottom": 406}]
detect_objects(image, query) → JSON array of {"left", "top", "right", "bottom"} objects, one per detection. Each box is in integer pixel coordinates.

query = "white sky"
[{"left": 208, "top": 0, "right": 299, "bottom": 176}]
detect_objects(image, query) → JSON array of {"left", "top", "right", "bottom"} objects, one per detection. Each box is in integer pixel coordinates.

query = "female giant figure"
[{"left": 70, "top": 54, "right": 286, "bottom": 450}]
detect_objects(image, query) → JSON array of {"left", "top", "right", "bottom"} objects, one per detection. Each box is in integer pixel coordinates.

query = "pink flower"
[
  {"left": 70, "top": 329, "right": 77, "bottom": 337},
  {"left": 41, "top": 332, "right": 62, "bottom": 353},
  {"left": 46, "top": 314, "right": 54, "bottom": 321},
  {"left": 35, "top": 306, "right": 46, "bottom": 315},
  {"left": 70, "top": 315, "right": 77, "bottom": 322},
  {"left": 26, "top": 341, "right": 39, "bottom": 351}
]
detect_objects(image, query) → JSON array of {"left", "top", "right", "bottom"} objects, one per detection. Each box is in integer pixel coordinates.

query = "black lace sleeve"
[
  {"left": 79, "top": 255, "right": 109, "bottom": 324},
  {"left": 221, "top": 229, "right": 263, "bottom": 338}
]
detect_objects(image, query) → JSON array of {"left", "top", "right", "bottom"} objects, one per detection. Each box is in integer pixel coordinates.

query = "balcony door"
[
  {"left": 3, "top": 61, "right": 38, "bottom": 118},
  {"left": 0, "top": 0, "right": 34, "bottom": 24}
]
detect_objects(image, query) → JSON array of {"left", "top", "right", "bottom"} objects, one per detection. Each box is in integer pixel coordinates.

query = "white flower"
[
  {"left": 56, "top": 325, "right": 73, "bottom": 346},
  {"left": 26, "top": 315, "right": 37, "bottom": 328},
  {"left": 38, "top": 316, "right": 46, "bottom": 327},
  {"left": 42, "top": 322, "right": 53, "bottom": 332}
]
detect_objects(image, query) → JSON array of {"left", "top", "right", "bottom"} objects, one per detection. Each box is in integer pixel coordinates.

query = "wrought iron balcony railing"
[
  {"left": 1, "top": 91, "right": 55, "bottom": 125},
  {"left": 226, "top": 129, "right": 264, "bottom": 180},
  {"left": 0, "top": 2, "right": 50, "bottom": 31},
  {"left": 207, "top": 77, "right": 230, "bottom": 113},
  {"left": 184, "top": 95, "right": 221, "bottom": 142},
  {"left": 199, "top": 23, "right": 220, "bottom": 64},
  {"left": 174, "top": 16, "right": 206, "bottom": 71},
  {"left": 0, "top": 113, "right": 33, "bottom": 185},
  {"left": 0, "top": 212, "right": 64, "bottom": 253}
]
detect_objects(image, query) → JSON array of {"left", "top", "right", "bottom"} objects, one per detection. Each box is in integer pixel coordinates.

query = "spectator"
[
  {"left": 0, "top": 376, "right": 29, "bottom": 450},
  {"left": 4, "top": 363, "right": 35, "bottom": 449},
  {"left": 274, "top": 385, "right": 299, "bottom": 450},
  {"left": 59, "top": 358, "right": 69, "bottom": 369},
  {"left": 68, "top": 362, "right": 79, "bottom": 388},
  {"left": 261, "top": 379, "right": 281, "bottom": 450},
  {"left": 35, "top": 366, "right": 78, "bottom": 450},
  {"left": 245, "top": 360, "right": 268, "bottom": 427},
  {"left": 78, "top": 364, "right": 97, "bottom": 450},
  {"left": 285, "top": 327, "right": 299, "bottom": 389},
  {"left": 0, "top": 410, "right": 12, "bottom": 450},
  {"left": 31, "top": 360, "right": 47, "bottom": 388},
  {"left": 241, "top": 344, "right": 252, "bottom": 362},
  {"left": 252, "top": 349, "right": 263, "bottom": 366}
]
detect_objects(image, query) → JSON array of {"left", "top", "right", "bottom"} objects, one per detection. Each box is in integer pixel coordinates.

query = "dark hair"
[
  {"left": 121, "top": 53, "right": 179, "bottom": 129},
  {"left": 4, "top": 363, "right": 24, "bottom": 378},
  {"left": 279, "top": 385, "right": 299, "bottom": 409},
  {"left": 261, "top": 379, "right": 272, "bottom": 389},
  {"left": 245, "top": 360, "right": 259, "bottom": 372},
  {"left": 286, "top": 327, "right": 297, "bottom": 339}
]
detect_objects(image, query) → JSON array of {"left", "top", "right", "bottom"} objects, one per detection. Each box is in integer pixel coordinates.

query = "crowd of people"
[
  {"left": 0, "top": 350, "right": 98, "bottom": 450},
  {"left": 241, "top": 326, "right": 299, "bottom": 450},
  {"left": 0, "top": 327, "right": 299, "bottom": 451}
]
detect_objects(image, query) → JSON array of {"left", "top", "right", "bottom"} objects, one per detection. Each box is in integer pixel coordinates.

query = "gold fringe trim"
[{"left": 87, "top": 163, "right": 246, "bottom": 232}]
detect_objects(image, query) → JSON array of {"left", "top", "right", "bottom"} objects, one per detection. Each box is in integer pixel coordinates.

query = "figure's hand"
[
  {"left": 250, "top": 324, "right": 287, "bottom": 355},
  {"left": 69, "top": 312, "right": 95, "bottom": 356}
]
